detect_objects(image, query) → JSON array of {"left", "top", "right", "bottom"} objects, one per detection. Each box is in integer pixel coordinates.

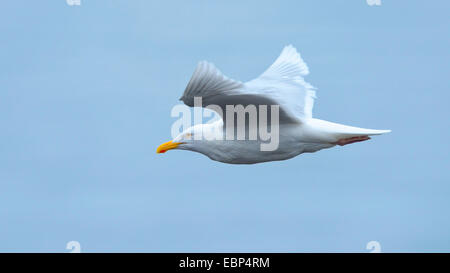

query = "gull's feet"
[{"left": 334, "top": 136, "right": 370, "bottom": 146}]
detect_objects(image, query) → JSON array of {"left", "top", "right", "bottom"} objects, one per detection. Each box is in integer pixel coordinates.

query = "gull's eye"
[{"left": 185, "top": 133, "right": 192, "bottom": 139}]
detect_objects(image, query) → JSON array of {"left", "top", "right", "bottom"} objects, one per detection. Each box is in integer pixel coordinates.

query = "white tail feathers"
[
  {"left": 336, "top": 127, "right": 391, "bottom": 137},
  {"left": 306, "top": 118, "right": 391, "bottom": 143}
]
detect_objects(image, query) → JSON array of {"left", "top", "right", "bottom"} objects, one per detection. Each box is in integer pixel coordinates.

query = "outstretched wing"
[
  {"left": 179, "top": 45, "right": 316, "bottom": 123},
  {"left": 247, "top": 45, "right": 316, "bottom": 120},
  {"left": 180, "top": 61, "right": 244, "bottom": 107}
]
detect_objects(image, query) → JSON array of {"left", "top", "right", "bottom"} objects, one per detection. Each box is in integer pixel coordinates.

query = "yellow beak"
[{"left": 156, "top": 140, "right": 182, "bottom": 154}]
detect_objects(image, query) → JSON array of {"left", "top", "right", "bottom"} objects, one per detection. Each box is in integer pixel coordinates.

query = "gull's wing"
[
  {"left": 246, "top": 45, "right": 316, "bottom": 120},
  {"left": 180, "top": 45, "right": 316, "bottom": 124},
  {"left": 180, "top": 61, "right": 244, "bottom": 107}
]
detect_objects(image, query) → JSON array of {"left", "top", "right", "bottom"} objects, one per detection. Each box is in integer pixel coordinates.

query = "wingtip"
[
  {"left": 270, "top": 44, "right": 309, "bottom": 77},
  {"left": 284, "top": 44, "right": 295, "bottom": 50}
]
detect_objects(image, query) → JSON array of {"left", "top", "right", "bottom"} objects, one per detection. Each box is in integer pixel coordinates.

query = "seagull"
[{"left": 157, "top": 45, "right": 390, "bottom": 164}]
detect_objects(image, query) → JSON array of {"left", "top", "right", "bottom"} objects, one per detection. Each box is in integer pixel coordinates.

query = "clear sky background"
[{"left": 1, "top": 0, "right": 449, "bottom": 252}]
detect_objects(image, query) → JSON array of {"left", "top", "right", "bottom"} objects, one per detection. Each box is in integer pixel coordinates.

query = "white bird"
[{"left": 157, "top": 45, "right": 390, "bottom": 164}]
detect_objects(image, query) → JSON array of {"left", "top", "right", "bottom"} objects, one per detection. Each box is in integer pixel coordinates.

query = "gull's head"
[{"left": 156, "top": 122, "right": 222, "bottom": 154}]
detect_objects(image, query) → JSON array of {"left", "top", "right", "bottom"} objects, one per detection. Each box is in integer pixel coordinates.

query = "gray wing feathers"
[
  {"left": 179, "top": 45, "right": 316, "bottom": 122},
  {"left": 180, "top": 61, "right": 243, "bottom": 107}
]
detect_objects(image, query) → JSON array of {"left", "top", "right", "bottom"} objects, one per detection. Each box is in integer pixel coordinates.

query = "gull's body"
[{"left": 157, "top": 45, "right": 390, "bottom": 164}]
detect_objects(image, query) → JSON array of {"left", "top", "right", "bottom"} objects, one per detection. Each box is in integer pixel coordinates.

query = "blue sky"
[{"left": 0, "top": 0, "right": 449, "bottom": 252}]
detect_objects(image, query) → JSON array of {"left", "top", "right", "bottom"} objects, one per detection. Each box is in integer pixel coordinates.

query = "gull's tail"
[
  {"left": 328, "top": 124, "right": 391, "bottom": 137},
  {"left": 305, "top": 118, "right": 391, "bottom": 145}
]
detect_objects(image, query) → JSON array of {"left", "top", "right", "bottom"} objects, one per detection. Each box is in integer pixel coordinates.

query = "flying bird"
[{"left": 157, "top": 45, "right": 390, "bottom": 164}]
